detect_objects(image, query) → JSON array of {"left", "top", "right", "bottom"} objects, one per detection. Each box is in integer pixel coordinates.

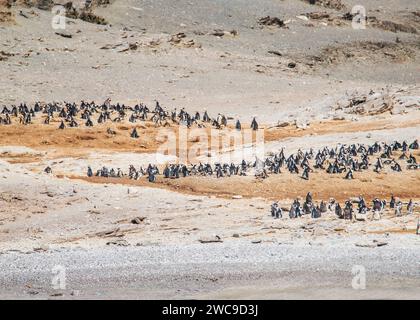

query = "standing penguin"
[
  {"left": 301, "top": 166, "right": 309, "bottom": 180},
  {"left": 390, "top": 195, "right": 395, "bottom": 209},
  {"left": 345, "top": 169, "right": 353, "bottom": 180},
  {"left": 130, "top": 127, "right": 139, "bottom": 138},
  {"left": 417, "top": 218, "right": 420, "bottom": 235},
  {"left": 250, "top": 117, "right": 258, "bottom": 131},
  {"left": 148, "top": 172, "right": 156, "bottom": 183},
  {"left": 407, "top": 199, "right": 414, "bottom": 214},
  {"left": 394, "top": 201, "right": 403, "bottom": 217},
  {"left": 87, "top": 166, "right": 93, "bottom": 177},
  {"left": 235, "top": 120, "right": 241, "bottom": 131},
  {"left": 275, "top": 206, "right": 282, "bottom": 219},
  {"left": 271, "top": 202, "right": 278, "bottom": 217}
]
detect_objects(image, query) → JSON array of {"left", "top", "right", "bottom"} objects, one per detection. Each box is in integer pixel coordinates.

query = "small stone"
[
  {"left": 55, "top": 32, "right": 72, "bottom": 38},
  {"left": 199, "top": 235, "right": 222, "bottom": 243},
  {"left": 131, "top": 217, "right": 146, "bottom": 224}
]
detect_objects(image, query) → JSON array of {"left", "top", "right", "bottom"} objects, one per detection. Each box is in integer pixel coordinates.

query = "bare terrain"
[{"left": 0, "top": 0, "right": 419, "bottom": 299}]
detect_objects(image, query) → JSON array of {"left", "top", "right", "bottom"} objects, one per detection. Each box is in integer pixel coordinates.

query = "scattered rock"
[
  {"left": 128, "top": 42, "right": 138, "bottom": 50},
  {"left": 168, "top": 33, "right": 200, "bottom": 48},
  {"left": 199, "top": 235, "right": 222, "bottom": 243},
  {"left": 106, "top": 239, "right": 129, "bottom": 246},
  {"left": 307, "top": 12, "right": 331, "bottom": 20},
  {"left": 19, "top": 10, "right": 29, "bottom": 19},
  {"left": 63, "top": 3, "right": 108, "bottom": 25},
  {"left": 169, "top": 32, "right": 186, "bottom": 44},
  {"left": 303, "top": 0, "right": 346, "bottom": 11},
  {"left": 131, "top": 216, "right": 146, "bottom": 224},
  {"left": 33, "top": 245, "right": 49, "bottom": 252},
  {"left": 268, "top": 50, "right": 282, "bottom": 56},
  {"left": 296, "top": 15, "right": 309, "bottom": 21},
  {"left": 55, "top": 32, "right": 72, "bottom": 38},
  {"left": 27, "top": 290, "right": 39, "bottom": 295},
  {"left": 354, "top": 213, "right": 367, "bottom": 221},
  {"left": 355, "top": 242, "right": 376, "bottom": 248},
  {"left": 373, "top": 240, "right": 388, "bottom": 247},
  {"left": 369, "top": 17, "right": 418, "bottom": 34},
  {"left": 0, "top": 5, "right": 14, "bottom": 24},
  {"left": 96, "top": 228, "right": 123, "bottom": 238},
  {"left": 258, "top": 16, "right": 285, "bottom": 28},
  {"left": 70, "top": 290, "right": 80, "bottom": 296},
  {"left": 268, "top": 121, "right": 289, "bottom": 129},
  {"left": 49, "top": 292, "right": 64, "bottom": 297},
  {"left": 0, "top": 50, "right": 14, "bottom": 61},
  {"left": 355, "top": 240, "right": 388, "bottom": 248},
  {"left": 210, "top": 29, "right": 238, "bottom": 37}
]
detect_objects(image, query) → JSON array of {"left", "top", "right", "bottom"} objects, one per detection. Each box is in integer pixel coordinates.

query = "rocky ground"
[{"left": 0, "top": 0, "right": 419, "bottom": 299}]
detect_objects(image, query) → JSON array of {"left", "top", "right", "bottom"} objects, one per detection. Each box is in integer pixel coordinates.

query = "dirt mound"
[
  {"left": 304, "top": 41, "right": 417, "bottom": 68},
  {"left": 0, "top": 0, "right": 14, "bottom": 23},
  {"left": 10, "top": 0, "right": 53, "bottom": 10},
  {"left": 332, "top": 88, "right": 419, "bottom": 116},
  {"left": 8, "top": 0, "right": 108, "bottom": 24},
  {"left": 302, "top": 0, "right": 346, "bottom": 11},
  {"left": 62, "top": 1, "right": 107, "bottom": 24},
  {"left": 368, "top": 16, "right": 418, "bottom": 34},
  {"left": 303, "top": 10, "right": 418, "bottom": 34}
]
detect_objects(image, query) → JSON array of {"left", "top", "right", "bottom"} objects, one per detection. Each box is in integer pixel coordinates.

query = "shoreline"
[{"left": 1, "top": 243, "right": 419, "bottom": 299}]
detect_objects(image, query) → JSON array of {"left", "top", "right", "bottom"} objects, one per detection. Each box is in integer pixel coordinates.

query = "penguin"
[
  {"left": 271, "top": 202, "right": 278, "bottom": 217},
  {"left": 409, "top": 139, "right": 418, "bottom": 150},
  {"left": 345, "top": 168, "right": 353, "bottom": 179},
  {"left": 311, "top": 206, "right": 321, "bottom": 219},
  {"left": 301, "top": 166, "right": 309, "bottom": 180},
  {"left": 394, "top": 201, "right": 403, "bottom": 217},
  {"left": 235, "top": 119, "right": 241, "bottom": 131},
  {"left": 275, "top": 206, "right": 282, "bottom": 219},
  {"left": 130, "top": 127, "right": 139, "bottom": 138},
  {"left": 148, "top": 172, "right": 156, "bottom": 183},
  {"left": 85, "top": 117, "right": 94, "bottom": 127},
  {"left": 250, "top": 117, "right": 258, "bottom": 131},
  {"left": 407, "top": 199, "right": 414, "bottom": 214},
  {"left": 390, "top": 195, "right": 395, "bottom": 209}
]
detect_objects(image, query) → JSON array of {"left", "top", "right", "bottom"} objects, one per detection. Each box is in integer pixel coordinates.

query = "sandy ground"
[{"left": 0, "top": 0, "right": 419, "bottom": 299}]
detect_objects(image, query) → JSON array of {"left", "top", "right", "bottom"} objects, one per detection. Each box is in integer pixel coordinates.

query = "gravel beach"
[{"left": 1, "top": 243, "right": 419, "bottom": 299}]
